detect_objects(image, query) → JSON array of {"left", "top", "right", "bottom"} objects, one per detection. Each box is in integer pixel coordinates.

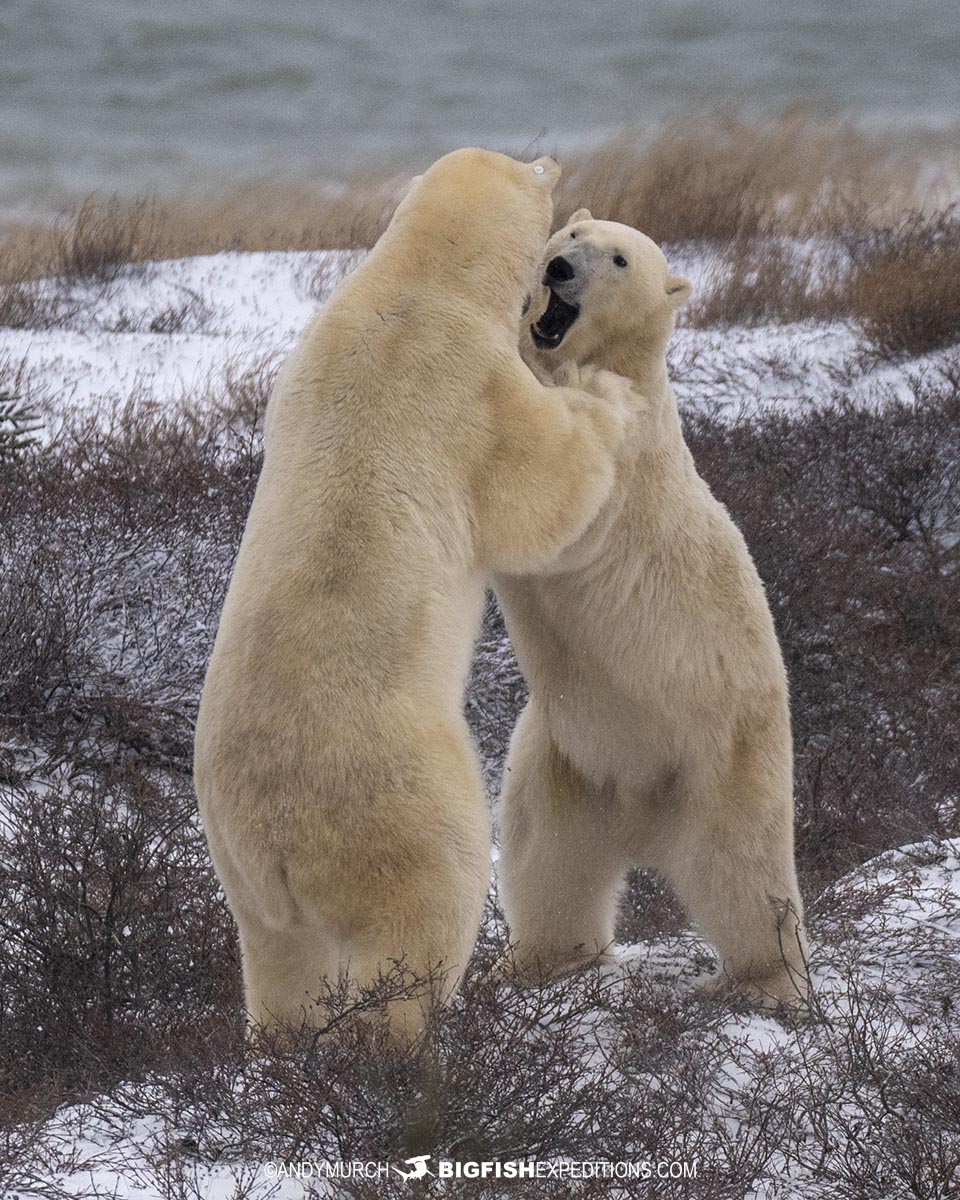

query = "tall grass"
[{"left": 2, "top": 112, "right": 957, "bottom": 285}]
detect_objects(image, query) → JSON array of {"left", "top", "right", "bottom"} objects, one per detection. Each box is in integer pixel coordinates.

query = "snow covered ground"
[
  {"left": 12, "top": 839, "right": 959, "bottom": 1198},
  {"left": 3, "top": 249, "right": 958, "bottom": 1198},
  {"left": 3, "top": 245, "right": 957, "bottom": 443},
  {"left": 2, "top": 251, "right": 359, "bottom": 439}
]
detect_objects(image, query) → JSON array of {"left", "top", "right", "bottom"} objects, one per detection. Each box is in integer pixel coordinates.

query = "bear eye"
[
  {"left": 613, "top": 254, "right": 628, "bottom": 268},
  {"left": 570, "top": 230, "right": 577, "bottom": 238}
]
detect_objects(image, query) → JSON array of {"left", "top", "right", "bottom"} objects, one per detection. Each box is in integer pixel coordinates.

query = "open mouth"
[{"left": 531, "top": 287, "right": 580, "bottom": 350}]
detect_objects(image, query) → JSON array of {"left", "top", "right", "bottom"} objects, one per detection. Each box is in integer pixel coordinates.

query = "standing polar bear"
[
  {"left": 194, "top": 154, "right": 639, "bottom": 1040},
  {"left": 496, "top": 212, "right": 808, "bottom": 1006}
]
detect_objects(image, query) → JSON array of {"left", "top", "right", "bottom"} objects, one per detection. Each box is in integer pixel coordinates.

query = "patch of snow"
[
  {"left": 16, "top": 836, "right": 959, "bottom": 1198},
  {"left": 671, "top": 322, "right": 957, "bottom": 415},
  {"left": 4, "top": 246, "right": 957, "bottom": 444},
  {"left": 2, "top": 251, "right": 364, "bottom": 438},
  {"left": 8, "top": 1101, "right": 327, "bottom": 1199}
]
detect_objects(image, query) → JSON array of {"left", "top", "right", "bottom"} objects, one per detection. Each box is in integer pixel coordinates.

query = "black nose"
[{"left": 545, "top": 255, "right": 575, "bottom": 283}]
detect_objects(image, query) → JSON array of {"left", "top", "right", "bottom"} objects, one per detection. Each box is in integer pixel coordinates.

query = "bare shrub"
[
  {"left": 685, "top": 207, "right": 960, "bottom": 334},
  {"left": 0, "top": 391, "right": 41, "bottom": 462},
  {"left": 104, "top": 291, "right": 214, "bottom": 336},
  {"left": 0, "top": 354, "right": 958, "bottom": 1190},
  {"left": 0, "top": 768, "right": 239, "bottom": 1113},
  {"left": 296, "top": 247, "right": 368, "bottom": 302},
  {"left": 0, "top": 405, "right": 257, "bottom": 760},
  {"left": 683, "top": 373, "right": 960, "bottom": 893},
  {"left": 685, "top": 237, "right": 849, "bottom": 328},
  {"left": 149, "top": 292, "right": 214, "bottom": 335},
  {"left": 847, "top": 209, "right": 960, "bottom": 358},
  {"left": 618, "top": 869, "right": 687, "bottom": 943},
  {"left": 783, "top": 970, "right": 960, "bottom": 1199},
  {"left": 174, "top": 349, "right": 283, "bottom": 454},
  {"left": 465, "top": 594, "right": 529, "bottom": 796},
  {"left": 0, "top": 278, "right": 79, "bottom": 332},
  {"left": 95, "top": 941, "right": 717, "bottom": 1197},
  {"left": 53, "top": 195, "right": 160, "bottom": 282},
  {"left": 818, "top": 375, "right": 960, "bottom": 572},
  {"left": 207, "top": 351, "right": 281, "bottom": 443}
]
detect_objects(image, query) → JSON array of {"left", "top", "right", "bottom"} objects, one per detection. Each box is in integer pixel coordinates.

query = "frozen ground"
[
  {"left": 2, "top": 249, "right": 958, "bottom": 1197},
  {"left": 2, "top": 251, "right": 362, "bottom": 439},
  {"left": 11, "top": 839, "right": 959, "bottom": 1198},
  {"left": 3, "top": 244, "right": 958, "bottom": 441}
]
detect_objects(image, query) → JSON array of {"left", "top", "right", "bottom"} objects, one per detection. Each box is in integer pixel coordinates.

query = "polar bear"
[
  {"left": 194, "top": 155, "right": 639, "bottom": 1040},
  {"left": 495, "top": 212, "right": 808, "bottom": 1006}
]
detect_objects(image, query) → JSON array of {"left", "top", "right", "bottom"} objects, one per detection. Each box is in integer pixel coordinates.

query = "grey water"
[{"left": 1, "top": 0, "right": 958, "bottom": 218}]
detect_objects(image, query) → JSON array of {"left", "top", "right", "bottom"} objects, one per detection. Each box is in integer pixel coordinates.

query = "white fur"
[
  {"left": 496, "top": 214, "right": 809, "bottom": 1007},
  {"left": 194, "top": 160, "right": 640, "bottom": 1041}
]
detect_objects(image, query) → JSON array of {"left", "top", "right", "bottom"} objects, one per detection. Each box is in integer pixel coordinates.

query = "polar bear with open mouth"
[{"left": 496, "top": 211, "right": 809, "bottom": 1007}]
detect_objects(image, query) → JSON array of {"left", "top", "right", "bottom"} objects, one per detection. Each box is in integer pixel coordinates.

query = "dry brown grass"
[
  {"left": 0, "top": 280, "right": 52, "bottom": 330},
  {"left": 186, "top": 350, "right": 282, "bottom": 447},
  {"left": 680, "top": 207, "right": 960, "bottom": 352},
  {"left": 2, "top": 113, "right": 956, "bottom": 290},
  {"left": 553, "top": 111, "right": 956, "bottom": 242},
  {"left": 0, "top": 177, "right": 406, "bottom": 285},
  {"left": 847, "top": 209, "right": 960, "bottom": 358},
  {"left": 2, "top": 113, "right": 959, "bottom": 362},
  {"left": 684, "top": 238, "right": 849, "bottom": 329},
  {"left": 54, "top": 195, "right": 160, "bottom": 281}
]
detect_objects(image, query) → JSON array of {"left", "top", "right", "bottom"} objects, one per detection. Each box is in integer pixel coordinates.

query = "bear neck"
[
  {"left": 370, "top": 217, "right": 532, "bottom": 332},
  {"left": 596, "top": 334, "right": 667, "bottom": 395},
  {"left": 587, "top": 315, "right": 683, "bottom": 454}
]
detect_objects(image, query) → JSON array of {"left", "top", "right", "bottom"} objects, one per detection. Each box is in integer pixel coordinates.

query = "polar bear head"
[
  {"left": 527, "top": 210, "right": 691, "bottom": 362},
  {"left": 384, "top": 148, "right": 562, "bottom": 313}
]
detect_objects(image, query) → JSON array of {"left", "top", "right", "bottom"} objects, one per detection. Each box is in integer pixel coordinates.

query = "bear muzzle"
[{"left": 545, "top": 255, "right": 576, "bottom": 284}]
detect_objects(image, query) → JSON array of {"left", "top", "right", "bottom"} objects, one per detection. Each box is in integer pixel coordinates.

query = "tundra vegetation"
[{"left": 1, "top": 115, "right": 958, "bottom": 1198}]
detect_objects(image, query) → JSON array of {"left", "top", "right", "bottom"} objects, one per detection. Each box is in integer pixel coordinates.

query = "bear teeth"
[{"left": 532, "top": 290, "right": 580, "bottom": 349}]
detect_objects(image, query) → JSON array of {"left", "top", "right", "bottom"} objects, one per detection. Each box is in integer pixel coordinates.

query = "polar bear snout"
[
  {"left": 531, "top": 254, "right": 585, "bottom": 350},
  {"left": 541, "top": 249, "right": 592, "bottom": 305},
  {"left": 545, "top": 255, "right": 576, "bottom": 284}
]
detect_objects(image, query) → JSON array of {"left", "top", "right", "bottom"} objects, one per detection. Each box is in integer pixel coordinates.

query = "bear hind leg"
[
  {"left": 498, "top": 703, "right": 626, "bottom": 980},
  {"left": 338, "top": 782, "right": 491, "bottom": 1044},
  {"left": 665, "top": 754, "right": 809, "bottom": 1009},
  {"left": 236, "top": 911, "right": 340, "bottom": 1040}
]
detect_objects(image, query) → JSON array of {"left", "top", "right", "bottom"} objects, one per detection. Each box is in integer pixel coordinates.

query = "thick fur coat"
[
  {"left": 194, "top": 157, "right": 638, "bottom": 1038},
  {"left": 496, "top": 213, "right": 808, "bottom": 1006}
]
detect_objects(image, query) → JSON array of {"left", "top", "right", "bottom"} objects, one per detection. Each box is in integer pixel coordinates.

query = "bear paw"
[
  {"left": 697, "top": 967, "right": 811, "bottom": 1012},
  {"left": 490, "top": 945, "right": 621, "bottom": 987}
]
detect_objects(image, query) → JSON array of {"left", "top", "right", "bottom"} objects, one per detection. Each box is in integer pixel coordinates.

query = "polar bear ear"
[
  {"left": 666, "top": 275, "right": 692, "bottom": 308},
  {"left": 569, "top": 207, "right": 593, "bottom": 223}
]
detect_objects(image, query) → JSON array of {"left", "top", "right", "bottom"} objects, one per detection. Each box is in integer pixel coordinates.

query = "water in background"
[{"left": 1, "top": 0, "right": 958, "bottom": 218}]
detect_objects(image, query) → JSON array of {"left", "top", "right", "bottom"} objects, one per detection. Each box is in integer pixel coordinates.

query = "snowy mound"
[
  {"left": 3, "top": 245, "right": 957, "bottom": 441},
  {"left": 14, "top": 839, "right": 959, "bottom": 1199}
]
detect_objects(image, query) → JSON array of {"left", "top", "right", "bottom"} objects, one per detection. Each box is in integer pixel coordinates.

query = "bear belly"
[{"left": 541, "top": 666, "right": 679, "bottom": 801}]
